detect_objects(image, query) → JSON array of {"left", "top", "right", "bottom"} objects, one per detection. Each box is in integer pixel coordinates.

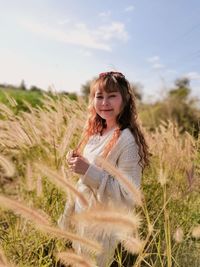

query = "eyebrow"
[{"left": 96, "top": 91, "right": 118, "bottom": 95}]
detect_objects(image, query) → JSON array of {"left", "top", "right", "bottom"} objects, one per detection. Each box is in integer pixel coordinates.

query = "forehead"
[
  {"left": 92, "top": 77, "right": 121, "bottom": 96},
  {"left": 95, "top": 87, "right": 119, "bottom": 94}
]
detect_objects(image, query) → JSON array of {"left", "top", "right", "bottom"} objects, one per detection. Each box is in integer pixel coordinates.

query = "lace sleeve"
[{"left": 81, "top": 139, "right": 142, "bottom": 206}]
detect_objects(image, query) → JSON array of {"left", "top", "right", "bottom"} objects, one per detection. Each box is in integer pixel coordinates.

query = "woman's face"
[{"left": 93, "top": 88, "right": 123, "bottom": 123}]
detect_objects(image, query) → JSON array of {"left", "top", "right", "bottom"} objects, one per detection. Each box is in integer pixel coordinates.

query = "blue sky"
[{"left": 0, "top": 0, "right": 200, "bottom": 102}]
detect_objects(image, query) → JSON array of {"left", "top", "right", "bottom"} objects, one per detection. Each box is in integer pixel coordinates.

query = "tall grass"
[{"left": 0, "top": 95, "right": 199, "bottom": 266}]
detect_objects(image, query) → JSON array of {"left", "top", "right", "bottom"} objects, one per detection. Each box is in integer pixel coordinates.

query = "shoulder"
[
  {"left": 120, "top": 128, "right": 133, "bottom": 138},
  {"left": 113, "top": 128, "right": 137, "bottom": 152},
  {"left": 107, "top": 128, "right": 139, "bottom": 160},
  {"left": 119, "top": 128, "right": 136, "bottom": 145}
]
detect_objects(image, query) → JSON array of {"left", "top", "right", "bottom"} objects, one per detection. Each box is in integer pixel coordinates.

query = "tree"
[
  {"left": 19, "top": 80, "right": 27, "bottom": 90},
  {"left": 81, "top": 79, "right": 92, "bottom": 100},
  {"left": 168, "top": 77, "right": 191, "bottom": 101},
  {"left": 130, "top": 82, "right": 143, "bottom": 101},
  {"left": 162, "top": 77, "right": 199, "bottom": 136},
  {"left": 30, "top": 85, "right": 43, "bottom": 92}
]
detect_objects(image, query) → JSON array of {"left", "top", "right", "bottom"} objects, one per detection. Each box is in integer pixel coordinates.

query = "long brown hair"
[{"left": 76, "top": 72, "right": 149, "bottom": 170}]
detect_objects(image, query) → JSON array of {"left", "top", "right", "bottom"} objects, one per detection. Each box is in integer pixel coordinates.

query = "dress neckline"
[{"left": 100, "top": 127, "right": 117, "bottom": 137}]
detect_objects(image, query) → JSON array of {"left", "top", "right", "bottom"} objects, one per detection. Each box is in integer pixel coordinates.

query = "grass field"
[{"left": 0, "top": 93, "right": 199, "bottom": 267}]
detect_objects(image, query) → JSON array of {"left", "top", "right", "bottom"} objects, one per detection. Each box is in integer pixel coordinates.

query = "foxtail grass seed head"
[
  {"left": 158, "top": 168, "right": 168, "bottom": 186},
  {"left": 0, "top": 196, "right": 101, "bottom": 255},
  {"left": 35, "top": 163, "right": 89, "bottom": 207},
  {"left": 0, "top": 195, "right": 51, "bottom": 227},
  {"left": 26, "top": 160, "right": 35, "bottom": 191},
  {"left": 121, "top": 236, "right": 144, "bottom": 255},
  {"left": 73, "top": 205, "right": 141, "bottom": 237},
  {"left": 36, "top": 176, "right": 43, "bottom": 197},
  {"left": 191, "top": 225, "right": 200, "bottom": 238},
  {"left": 0, "top": 248, "right": 8, "bottom": 265},
  {"left": 173, "top": 227, "right": 184, "bottom": 243},
  {"left": 0, "top": 155, "right": 15, "bottom": 177},
  {"left": 0, "top": 103, "right": 14, "bottom": 117},
  {"left": 42, "top": 226, "right": 101, "bottom": 255},
  {"left": 58, "top": 118, "right": 78, "bottom": 158},
  {"left": 148, "top": 224, "right": 154, "bottom": 234},
  {"left": 95, "top": 156, "right": 143, "bottom": 206},
  {"left": 57, "top": 251, "right": 96, "bottom": 267}
]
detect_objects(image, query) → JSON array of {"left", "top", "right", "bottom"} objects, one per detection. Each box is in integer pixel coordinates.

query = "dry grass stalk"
[
  {"left": 35, "top": 164, "right": 88, "bottom": 207},
  {"left": 0, "top": 248, "right": 15, "bottom": 267},
  {"left": 18, "top": 113, "right": 41, "bottom": 145},
  {"left": 36, "top": 176, "right": 43, "bottom": 197},
  {"left": 4, "top": 92, "right": 17, "bottom": 107},
  {"left": 0, "top": 155, "right": 15, "bottom": 177},
  {"left": 0, "top": 103, "right": 14, "bottom": 118},
  {"left": 148, "top": 120, "right": 197, "bottom": 174},
  {"left": 9, "top": 122, "right": 33, "bottom": 147},
  {"left": 26, "top": 160, "right": 35, "bottom": 191},
  {"left": 61, "top": 165, "right": 73, "bottom": 203},
  {"left": 95, "top": 156, "right": 142, "bottom": 206},
  {"left": 41, "top": 226, "right": 101, "bottom": 255},
  {"left": 73, "top": 206, "right": 141, "bottom": 236},
  {"left": 0, "top": 248, "right": 8, "bottom": 265},
  {"left": 0, "top": 195, "right": 51, "bottom": 226},
  {"left": 57, "top": 251, "right": 96, "bottom": 267},
  {"left": 0, "top": 196, "right": 101, "bottom": 255},
  {"left": 0, "top": 95, "right": 86, "bottom": 158},
  {"left": 21, "top": 100, "right": 35, "bottom": 113},
  {"left": 58, "top": 117, "right": 83, "bottom": 159}
]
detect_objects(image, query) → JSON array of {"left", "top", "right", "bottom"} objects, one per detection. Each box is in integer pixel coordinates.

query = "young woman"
[{"left": 58, "top": 71, "right": 149, "bottom": 266}]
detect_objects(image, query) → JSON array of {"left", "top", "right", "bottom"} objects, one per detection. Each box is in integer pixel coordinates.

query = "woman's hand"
[{"left": 67, "top": 151, "right": 90, "bottom": 175}]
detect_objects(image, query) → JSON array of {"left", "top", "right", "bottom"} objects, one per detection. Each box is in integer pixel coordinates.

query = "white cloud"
[
  {"left": 57, "top": 18, "right": 71, "bottom": 25},
  {"left": 147, "top": 56, "right": 160, "bottom": 63},
  {"left": 124, "top": 6, "right": 135, "bottom": 12},
  {"left": 98, "top": 11, "right": 111, "bottom": 18},
  {"left": 97, "top": 22, "right": 129, "bottom": 42},
  {"left": 152, "top": 63, "right": 165, "bottom": 70},
  {"left": 147, "top": 56, "right": 165, "bottom": 70},
  {"left": 78, "top": 49, "right": 92, "bottom": 57},
  {"left": 19, "top": 19, "right": 129, "bottom": 51},
  {"left": 166, "top": 69, "right": 177, "bottom": 75},
  {"left": 0, "top": 47, "right": 90, "bottom": 93},
  {"left": 185, "top": 72, "right": 200, "bottom": 80}
]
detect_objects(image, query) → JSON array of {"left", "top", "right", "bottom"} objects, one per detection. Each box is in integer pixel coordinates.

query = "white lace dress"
[{"left": 59, "top": 128, "right": 142, "bottom": 267}]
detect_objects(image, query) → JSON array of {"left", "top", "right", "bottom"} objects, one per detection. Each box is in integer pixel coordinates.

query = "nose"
[{"left": 102, "top": 97, "right": 109, "bottom": 106}]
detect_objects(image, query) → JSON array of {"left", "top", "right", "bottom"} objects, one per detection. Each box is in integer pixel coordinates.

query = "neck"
[{"left": 105, "top": 121, "right": 118, "bottom": 131}]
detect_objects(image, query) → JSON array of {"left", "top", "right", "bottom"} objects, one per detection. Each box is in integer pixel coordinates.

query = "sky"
[{"left": 0, "top": 0, "right": 200, "bottom": 102}]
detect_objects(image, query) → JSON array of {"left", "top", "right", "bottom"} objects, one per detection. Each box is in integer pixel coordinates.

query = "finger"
[
  {"left": 72, "top": 150, "right": 79, "bottom": 157},
  {"left": 69, "top": 163, "right": 74, "bottom": 170},
  {"left": 69, "top": 163, "right": 76, "bottom": 172},
  {"left": 69, "top": 157, "right": 79, "bottom": 163},
  {"left": 66, "top": 150, "right": 74, "bottom": 161}
]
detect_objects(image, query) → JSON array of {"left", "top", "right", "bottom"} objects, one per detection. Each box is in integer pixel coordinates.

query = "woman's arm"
[{"left": 81, "top": 139, "right": 142, "bottom": 206}]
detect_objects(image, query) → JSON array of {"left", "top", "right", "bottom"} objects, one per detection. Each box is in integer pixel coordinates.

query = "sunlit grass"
[{"left": 0, "top": 94, "right": 199, "bottom": 266}]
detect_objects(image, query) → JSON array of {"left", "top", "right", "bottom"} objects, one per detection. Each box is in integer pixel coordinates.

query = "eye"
[
  {"left": 96, "top": 95, "right": 103, "bottom": 99},
  {"left": 109, "top": 94, "right": 116, "bottom": 98}
]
